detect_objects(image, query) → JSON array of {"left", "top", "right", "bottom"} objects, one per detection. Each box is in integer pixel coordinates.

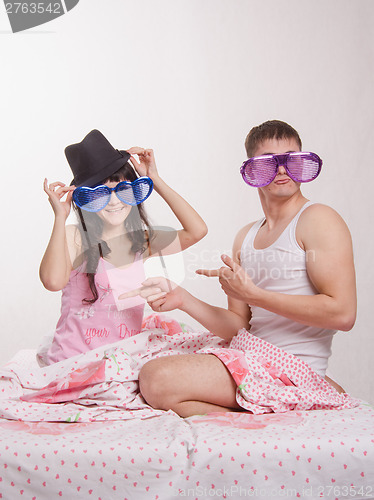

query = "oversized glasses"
[
  {"left": 73, "top": 176, "right": 153, "bottom": 212},
  {"left": 240, "top": 152, "right": 322, "bottom": 187}
]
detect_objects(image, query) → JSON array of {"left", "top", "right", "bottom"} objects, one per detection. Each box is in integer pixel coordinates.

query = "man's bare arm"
[{"left": 198, "top": 205, "right": 356, "bottom": 331}]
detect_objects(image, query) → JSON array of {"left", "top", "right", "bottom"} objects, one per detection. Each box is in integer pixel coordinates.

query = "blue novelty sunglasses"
[{"left": 73, "top": 176, "right": 153, "bottom": 212}]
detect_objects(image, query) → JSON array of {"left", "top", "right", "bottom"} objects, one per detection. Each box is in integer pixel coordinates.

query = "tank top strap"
[
  {"left": 290, "top": 200, "right": 315, "bottom": 228},
  {"left": 240, "top": 218, "right": 265, "bottom": 255},
  {"left": 287, "top": 201, "right": 315, "bottom": 249}
]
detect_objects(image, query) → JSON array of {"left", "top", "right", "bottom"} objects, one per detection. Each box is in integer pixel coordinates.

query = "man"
[{"left": 136, "top": 120, "right": 357, "bottom": 417}]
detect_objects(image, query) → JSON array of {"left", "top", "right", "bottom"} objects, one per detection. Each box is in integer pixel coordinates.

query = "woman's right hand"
[
  {"left": 43, "top": 179, "right": 75, "bottom": 219},
  {"left": 119, "top": 277, "right": 186, "bottom": 313}
]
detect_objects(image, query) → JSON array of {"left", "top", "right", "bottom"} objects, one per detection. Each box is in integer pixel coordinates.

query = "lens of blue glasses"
[
  {"left": 73, "top": 186, "right": 111, "bottom": 212},
  {"left": 114, "top": 182, "right": 134, "bottom": 205},
  {"left": 117, "top": 178, "right": 153, "bottom": 205}
]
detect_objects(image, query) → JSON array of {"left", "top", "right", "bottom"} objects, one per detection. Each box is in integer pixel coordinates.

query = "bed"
[{"left": 0, "top": 316, "right": 373, "bottom": 500}]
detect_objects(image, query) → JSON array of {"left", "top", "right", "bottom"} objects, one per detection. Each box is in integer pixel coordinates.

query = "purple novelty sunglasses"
[{"left": 240, "top": 152, "right": 322, "bottom": 187}]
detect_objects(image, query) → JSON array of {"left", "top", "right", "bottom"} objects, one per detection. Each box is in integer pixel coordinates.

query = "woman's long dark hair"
[{"left": 73, "top": 162, "right": 153, "bottom": 304}]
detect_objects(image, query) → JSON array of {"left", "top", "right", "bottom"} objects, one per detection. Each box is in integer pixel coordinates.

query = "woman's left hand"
[{"left": 127, "top": 147, "right": 159, "bottom": 180}]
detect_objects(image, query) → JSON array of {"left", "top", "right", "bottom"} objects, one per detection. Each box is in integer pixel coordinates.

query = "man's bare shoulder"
[
  {"left": 298, "top": 203, "right": 352, "bottom": 249},
  {"left": 299, "top": 203, "right": 349, "bottom": 228}
]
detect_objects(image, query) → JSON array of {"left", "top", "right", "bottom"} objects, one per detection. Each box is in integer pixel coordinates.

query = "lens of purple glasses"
[
  {"left": 286, "top": 153, "right": 321, "bottom": 183},
  {"left": 240, "top": 152, "right": 322, "bottom": 187},
  {"left": 241, "top": 155, "right": 278, "bottom": 187}
]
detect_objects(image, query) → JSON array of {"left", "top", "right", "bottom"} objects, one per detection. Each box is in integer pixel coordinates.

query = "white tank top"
[{"left": 240, "top": 201, "right": 336, "bottom": 377}]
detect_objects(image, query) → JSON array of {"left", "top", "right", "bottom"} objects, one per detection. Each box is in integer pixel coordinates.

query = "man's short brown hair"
[{"left": 245, "top": 120, "right": 302, "bottom": 158}]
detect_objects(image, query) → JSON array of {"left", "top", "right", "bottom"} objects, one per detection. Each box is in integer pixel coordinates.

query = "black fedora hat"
[{"left": 65, "top": 129, "right": 131, "bottom": 187}]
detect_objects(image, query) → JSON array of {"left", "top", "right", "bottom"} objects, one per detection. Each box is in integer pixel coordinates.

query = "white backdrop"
[{"left": 0, "top": 0, "right": 373, "bottom": 404}]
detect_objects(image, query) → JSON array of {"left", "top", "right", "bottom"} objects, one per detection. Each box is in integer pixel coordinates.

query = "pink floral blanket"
[
  {"left": 0, "top": 316, "right": 359, "bottom": 423},
  {"left": 0, "top": 315, "right": 228, "bottom": 422}
]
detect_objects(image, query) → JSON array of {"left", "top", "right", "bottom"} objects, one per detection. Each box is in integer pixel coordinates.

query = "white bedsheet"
[{"left": 0, "top": 404, "right": 373, "bottom": 499}]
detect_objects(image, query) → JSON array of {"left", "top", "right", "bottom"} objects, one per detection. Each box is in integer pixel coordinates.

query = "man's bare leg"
[{"left": 139, "top": 354, "right": 242, "bottom": 417}]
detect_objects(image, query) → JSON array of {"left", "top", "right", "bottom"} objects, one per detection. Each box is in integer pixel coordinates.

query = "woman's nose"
[{"left": 107, "top": 191, "right": 118, "bottom": 205}]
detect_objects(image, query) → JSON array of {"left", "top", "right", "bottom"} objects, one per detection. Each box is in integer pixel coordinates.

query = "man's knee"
[{"left": 139, "top": 358, "right": 174, "bottom": 410}]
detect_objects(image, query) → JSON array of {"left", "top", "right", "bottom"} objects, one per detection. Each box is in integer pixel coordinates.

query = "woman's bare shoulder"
[
  {"left": 66, "top": 224, "right": 84, "bottom": 268},
  {"left": 66, "top": 224, "right": 83, "bottom": 244}
]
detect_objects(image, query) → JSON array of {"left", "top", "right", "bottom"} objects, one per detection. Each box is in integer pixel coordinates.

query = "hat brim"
[{"left": 70, "top": 150, "right": 131, "bottom": 187}]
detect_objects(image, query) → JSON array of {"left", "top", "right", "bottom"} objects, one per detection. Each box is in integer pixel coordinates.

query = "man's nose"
[{"left": 277, "top": 163, "right": 287, "bottom": 175}]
